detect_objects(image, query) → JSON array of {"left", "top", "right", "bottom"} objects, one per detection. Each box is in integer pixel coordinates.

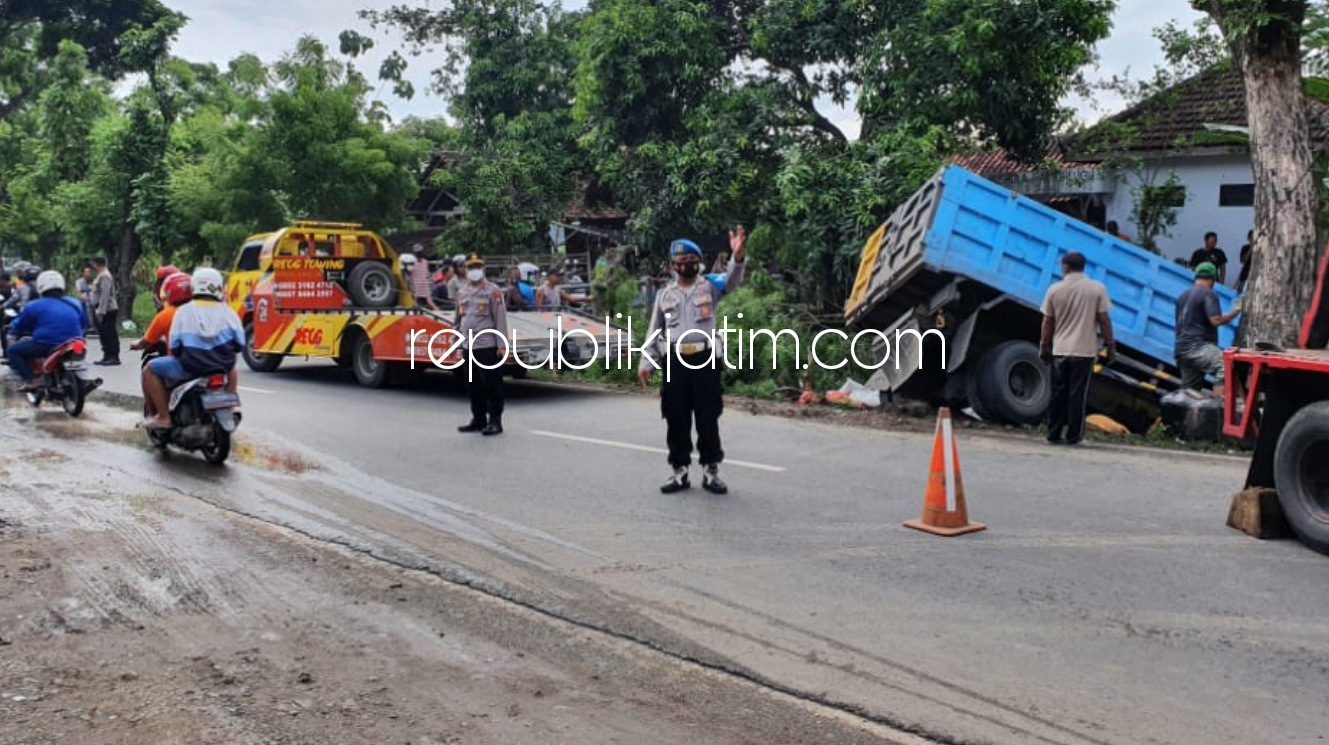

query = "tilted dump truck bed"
[{"left": 844, "top": 165, "right": 1239, "bottom": 367}]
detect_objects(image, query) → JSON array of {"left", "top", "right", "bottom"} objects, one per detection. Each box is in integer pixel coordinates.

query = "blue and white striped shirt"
[{"left": 168, "top": 299, "right": 245, "bottom": 377}]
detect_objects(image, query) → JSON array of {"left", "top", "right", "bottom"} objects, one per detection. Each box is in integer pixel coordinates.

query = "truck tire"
[
  {"left": 1273, "top": 401, "right": 1329, "bottom": 555},
  {"left": 963, "top": 367, "right": 996, "bottom": 422},
  {"left": 973, "top": 340, "right": 1050, "bottom": 425},
  {"left": 347, "top": 262, "right": 396, "bottom": 308},
  {"left": 350, "top": 331, "right": 390, "bottom": 388},
  {"left": 243, "top": 322, "right": 283, "bottom": 373}
]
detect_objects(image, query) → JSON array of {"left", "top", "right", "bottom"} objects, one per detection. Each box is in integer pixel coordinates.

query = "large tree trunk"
[
  {"left": 115, "top": 221, "right": 141, "bottom": 324},
  {"left": 1208, "top": 1, "right": 1317, "bottom": 348}
]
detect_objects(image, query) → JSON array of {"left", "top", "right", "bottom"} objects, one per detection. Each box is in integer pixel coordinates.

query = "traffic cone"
[{"left": 904, "top": 407, "right": 987, "bottom": 537}]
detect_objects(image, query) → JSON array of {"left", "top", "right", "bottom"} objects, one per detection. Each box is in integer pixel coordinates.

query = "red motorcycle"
[{"left": 23, "top": 337, "right": 102, "bottom": 417}]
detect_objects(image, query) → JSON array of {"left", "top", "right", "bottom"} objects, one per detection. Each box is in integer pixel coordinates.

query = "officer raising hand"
[{"left": 639, "top": 225, "right": 747, "bottom": 494}]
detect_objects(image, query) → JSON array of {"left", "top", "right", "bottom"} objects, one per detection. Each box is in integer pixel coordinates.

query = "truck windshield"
[{"left": 234, "top": 242, "right": 263, "bottom": 271}]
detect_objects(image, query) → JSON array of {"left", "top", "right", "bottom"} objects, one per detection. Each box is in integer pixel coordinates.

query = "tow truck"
[
  {"left": 1224, "top": 241, "right": 1329, "bottom": 556},
  {"left": 227, "top": 221, "right": 629, "bottom": 387}
]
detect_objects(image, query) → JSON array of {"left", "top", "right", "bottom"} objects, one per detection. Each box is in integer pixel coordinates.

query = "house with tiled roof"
[{"left": 959, "top": 64, "right": 1329, "bottom": 280}]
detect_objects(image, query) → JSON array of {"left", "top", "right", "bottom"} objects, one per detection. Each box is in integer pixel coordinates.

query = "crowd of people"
[
  {"left": 2, "top": 260, "right": 244, "bottom": 431},
  {"left": 1039, "top": 237, "right": 1241, "bottom": 444}
]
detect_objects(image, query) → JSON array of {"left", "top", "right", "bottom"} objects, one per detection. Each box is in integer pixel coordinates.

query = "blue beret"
[
  {"left": 669, "top": 239, "right": 703, "bottom": 258},
  {"left": 705, "top": 273, "right": 727, "bottom": 292}
]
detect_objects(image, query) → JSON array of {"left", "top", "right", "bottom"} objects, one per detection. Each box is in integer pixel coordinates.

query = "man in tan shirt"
[{"left": 1038, "top": 251, "right": 1114, "bottom": 445}]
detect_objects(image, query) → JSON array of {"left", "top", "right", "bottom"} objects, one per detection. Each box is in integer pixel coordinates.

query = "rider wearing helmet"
[
  {"left": 131, "top": 272, "right": 192, "bottom": 356},
  {"left": 5, "top": 270, "right": 88, "bottom": 391},
  {"left": 141, "top": 267, "right": 245, "bottom": 429},
  {"left": 151, "top": 265, "right": 180, "bottom": 313},
  {"left": 1, "top": 264, "right": 38, "bottom": 315}
]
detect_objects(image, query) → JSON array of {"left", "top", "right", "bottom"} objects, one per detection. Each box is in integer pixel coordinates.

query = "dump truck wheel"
[
  {"left": 963, "top": 367, "right": 996, "bottom": 422},
  {"left": 1273, "top": 400, "right": 1329, "bottom": 555},
  {"left": 348, "top": 262, "right": 396, "bottom": 308},
  {"left": 974, "top": 340, "right": 1050, "bottom": 425}
]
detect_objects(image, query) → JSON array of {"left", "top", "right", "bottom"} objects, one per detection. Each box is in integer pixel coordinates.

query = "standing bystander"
[
  {"left": 1039, "top": 251, "right": 1114, "bottom": 446},
  {"left": 90, "top": 256, "right": 120, "bottom": 365}
]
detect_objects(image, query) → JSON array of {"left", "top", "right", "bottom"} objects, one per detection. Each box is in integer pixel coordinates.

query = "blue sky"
[{"left": 164, "top": 0, "right": 1212, "bottom": 137}]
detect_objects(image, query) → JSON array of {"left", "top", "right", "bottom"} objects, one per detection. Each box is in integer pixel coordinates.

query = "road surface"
[{"left": 39, "top": 346, "right": 1329, "bottom": 744}]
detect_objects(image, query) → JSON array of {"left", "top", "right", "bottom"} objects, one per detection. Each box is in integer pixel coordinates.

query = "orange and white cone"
[{"left": 904, "top": 407, "right": 987, "bottom": 537}]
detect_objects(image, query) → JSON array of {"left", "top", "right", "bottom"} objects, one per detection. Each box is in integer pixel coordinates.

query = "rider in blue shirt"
[{"left": 6, "top": 270, "right": 87, "bottom": 390}]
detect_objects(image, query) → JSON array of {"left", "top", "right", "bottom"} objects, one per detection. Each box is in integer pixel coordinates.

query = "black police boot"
[
  {"left": 660, "top": 466, "right": 690, "bottom": 494},
  {"left": 458, "top": 419, "right": 485, "bottom": 433},
  {"left": 702, "top": 464, "right": 728, "bottom": 494},
  {"left": 482, "top": 416, "right": 503, "bottom": 436}
]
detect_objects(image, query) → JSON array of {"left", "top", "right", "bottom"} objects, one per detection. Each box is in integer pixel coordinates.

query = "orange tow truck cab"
[{"left": 232, "top": 221, "right": 463, "bottom": 387}]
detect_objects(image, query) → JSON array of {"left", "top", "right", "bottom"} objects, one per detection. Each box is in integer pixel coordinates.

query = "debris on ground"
[{"left": 1086, "top": 414, "right": 1130, "bottom": 436}]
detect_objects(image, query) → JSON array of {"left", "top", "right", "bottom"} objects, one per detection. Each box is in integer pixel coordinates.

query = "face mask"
[
  {"left": 467, "top": 269, "right": 484, "bottom": 282},
  {"left": 674, "top": 262, "right": 700, "bottom": 279}
]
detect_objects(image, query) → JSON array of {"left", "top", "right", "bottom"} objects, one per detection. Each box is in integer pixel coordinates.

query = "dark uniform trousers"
[
  {"left": 97, "top": 309, "right": 120, "bottom": 361},
  {"left": 1047, "top": 355, "right": 1094, "bottom": 443},
  {"left": 660, "top": 350, "right": 724, "bottom": 467},
  {"left": 467, "top": 346, "right": 505, "bottom": 423}
]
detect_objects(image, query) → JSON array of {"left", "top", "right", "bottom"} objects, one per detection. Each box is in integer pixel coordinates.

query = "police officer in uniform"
[
  {"left": 455, "top": 253, "right": 510, "bottom": 436},
  {"left": 638, "top": 227, "right": 747, "bottom": 493}
]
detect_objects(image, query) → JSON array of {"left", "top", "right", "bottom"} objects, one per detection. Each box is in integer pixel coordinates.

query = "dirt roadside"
[{"left": 0, "top": 395, "right": 917, "bottom": 745}]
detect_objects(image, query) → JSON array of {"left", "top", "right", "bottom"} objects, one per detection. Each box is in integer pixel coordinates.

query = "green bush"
[{"left": 557, "top": 276, "right": 877, "bottom": 397}]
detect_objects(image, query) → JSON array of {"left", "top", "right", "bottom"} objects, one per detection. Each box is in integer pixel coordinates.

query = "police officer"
[
  {"left": 455, "top": 253, "right": 510, "bottom": 436},
  {"left": 638, "top": 226, "right": 747, "bottom": 494}
]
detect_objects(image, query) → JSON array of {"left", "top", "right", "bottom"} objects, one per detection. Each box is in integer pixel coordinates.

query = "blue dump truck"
[{"left": 843, "top": 164, "right": 1241, "bottom": 432}]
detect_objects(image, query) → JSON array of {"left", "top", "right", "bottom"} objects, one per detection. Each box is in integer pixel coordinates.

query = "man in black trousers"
[
  {"left": 90, "top": 256, "right": 120, "bottom": 365},
  {"left": 1039, "top": 251, "right": 1114, "bottom": 445}
]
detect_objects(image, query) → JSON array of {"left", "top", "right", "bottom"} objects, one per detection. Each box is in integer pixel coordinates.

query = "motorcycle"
[
  {"left": 1, "top": 307, "right": 16, "bottom": 357},
  {"left": 139, "top": 346, "right": 242, "bottom": 464},
  {"left": 20, "top": 337, "right": 102, "bottom": 416}
]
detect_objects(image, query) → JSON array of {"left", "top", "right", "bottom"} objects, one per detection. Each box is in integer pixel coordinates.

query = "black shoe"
[
  {"left": 482, "top": 419, "right": 503, "bottom": 436},
  {"left": 458, "top": 419, "right": 485, "bottom": 432},
  {"left": 660, "top": 467, "right": 690, "bottom": 494},
  {"left": 701, "top": 464, "right": 728, "bottom": 494}
]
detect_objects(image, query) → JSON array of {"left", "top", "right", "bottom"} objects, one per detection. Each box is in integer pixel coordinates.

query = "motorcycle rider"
[
  {"left": 150, "top": 265, "right": 180, "bottom": 313},
  {"left": 5, "top": 270, "right": 88, "bottom": 392},
  {"left": 1, "top": 264, "right": 37, "bottom": 316},
  {"left": 0, "top": 270, "right": 11, "bottom": 359},
  {"left": 131, "top": 272, "right": 192, "bottom": 356},
  {"left": 141, "top": 267, "right": 244, "bottom": 429}
]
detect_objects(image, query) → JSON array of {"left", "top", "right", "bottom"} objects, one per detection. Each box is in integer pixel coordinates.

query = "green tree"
[
  {"left": 237, "top": 36, "right": 427, "bottom": 231},
  {"left": 356, "top": 0, "right": 591, "bottom": 254},
  {"left": 1194, "top": 0, "right": 1318, "bottom": 347},
  {"left": 0, "top": 0, "right": 176, "bottom": 121}
]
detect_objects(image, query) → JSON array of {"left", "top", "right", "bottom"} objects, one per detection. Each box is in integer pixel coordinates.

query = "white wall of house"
[{"left": 1104, "top": 153, "right": 1254, "bottom": 286}]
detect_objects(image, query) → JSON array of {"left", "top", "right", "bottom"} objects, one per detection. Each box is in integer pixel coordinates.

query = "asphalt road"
[{"left": 70, "top": 341, "right": 1329, "bottom": 745}]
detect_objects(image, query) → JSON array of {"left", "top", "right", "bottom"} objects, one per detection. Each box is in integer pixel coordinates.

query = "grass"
[{"left": 122, "top": 289, "right": 156, "bottom": 334}]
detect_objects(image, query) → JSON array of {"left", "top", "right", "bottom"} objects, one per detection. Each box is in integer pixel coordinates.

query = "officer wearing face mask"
[
  {"left": 638, "top": 226, "right": 747, "bottom": 494},
  {"left": 455, "top": 253, "right": 510, "bottom": 436}
]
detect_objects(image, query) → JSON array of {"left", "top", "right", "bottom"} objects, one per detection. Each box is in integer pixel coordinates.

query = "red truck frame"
[{"left": 1223, "top": 242, "right": 1329, "bottom": 554}]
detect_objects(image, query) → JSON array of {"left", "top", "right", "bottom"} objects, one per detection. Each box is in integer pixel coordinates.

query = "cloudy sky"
[{"left": 163, "top": 0, "right": 1212, "bottom": 137}]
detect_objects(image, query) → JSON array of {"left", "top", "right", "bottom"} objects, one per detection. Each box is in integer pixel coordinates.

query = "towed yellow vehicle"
[{"left": 225, "top": 220, "right": 629, "bottom": 387}]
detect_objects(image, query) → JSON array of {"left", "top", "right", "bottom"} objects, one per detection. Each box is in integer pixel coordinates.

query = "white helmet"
[
  {"left": 191, "top": 267, "right": 225, "bottom": 300},
  {"left": 400, "top": 253, "right": 417, "bottom": 266},
  {"left": 36, "top": 269, "right": 65, "bottom": 295}
]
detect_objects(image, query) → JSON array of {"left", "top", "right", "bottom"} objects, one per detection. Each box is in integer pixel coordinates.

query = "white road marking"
[
  {"left": 530, "top": 430, "right": 787, "bottom": 473},
  {"left": 238, "top": 386, "right": 274, "bottom": 395},
  {"left": 941, "top": 415, "right": 956, "bottom": 513}
]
